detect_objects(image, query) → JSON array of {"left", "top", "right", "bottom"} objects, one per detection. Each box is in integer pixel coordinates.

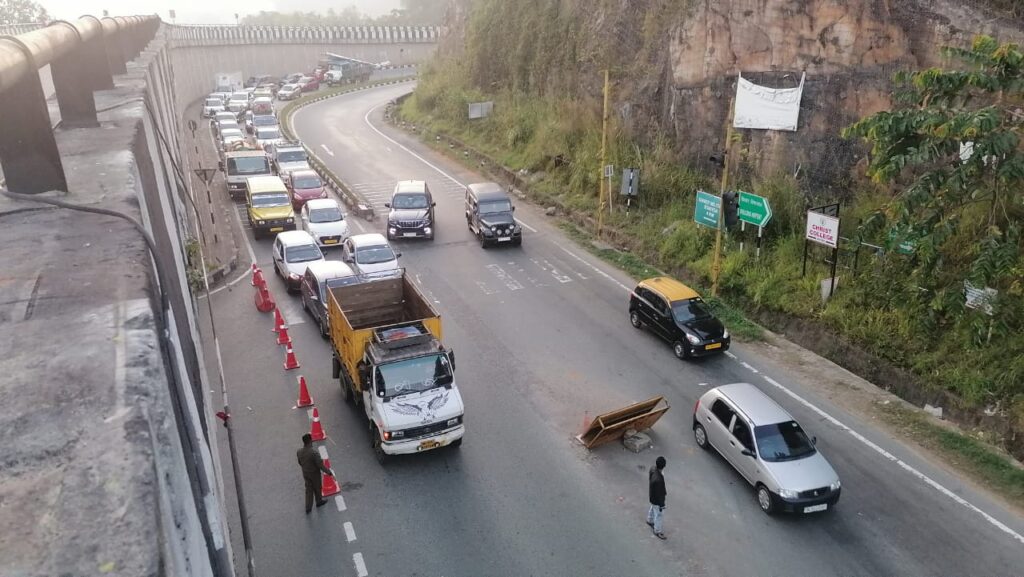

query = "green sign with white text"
[
  {"left": 738, "top": 191, "right": 772, "bottom": 227},
  {"left": 694, "top": 190, "right": 721, "bottom": 229}
]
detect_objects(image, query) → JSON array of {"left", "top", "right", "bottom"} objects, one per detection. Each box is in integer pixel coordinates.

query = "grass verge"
[{"left": 876, "top": 401, "right": 1024, "bottom": 510}]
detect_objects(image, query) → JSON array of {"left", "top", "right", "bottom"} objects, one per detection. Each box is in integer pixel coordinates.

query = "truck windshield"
[
  {"left": 278, "top": 150, "right": 307, "bottom": 163},
  {"left": 228, "top": 157, "right": 270, "bottom": 175},
  {"left": 376, "top": 354, "right": 453, "bottom": 397}
]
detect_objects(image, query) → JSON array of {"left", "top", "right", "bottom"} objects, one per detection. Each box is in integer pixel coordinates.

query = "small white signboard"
[
  {"left": 964, "top": 281, "right": 997, "bottom": 316},
  {"left": 806, "top": 211, "right": 840, "bottom": 248}
]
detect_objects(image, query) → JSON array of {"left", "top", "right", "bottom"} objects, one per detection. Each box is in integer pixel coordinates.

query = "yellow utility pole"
[
  {"left": 597, "top": 69, "right": 610, "bottom": 237},
  {"left": 710, "top": 94, "right": 736, "bottom": 297}
]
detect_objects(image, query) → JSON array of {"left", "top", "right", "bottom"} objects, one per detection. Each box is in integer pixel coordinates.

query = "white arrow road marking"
[{"left": 320, "top": 143, "right": 334, "bottom": 156}]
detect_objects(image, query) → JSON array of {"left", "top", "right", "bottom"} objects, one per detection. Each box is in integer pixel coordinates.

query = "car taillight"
[{"left": 693, "top": 398, "right": 700, "bottom": 414}]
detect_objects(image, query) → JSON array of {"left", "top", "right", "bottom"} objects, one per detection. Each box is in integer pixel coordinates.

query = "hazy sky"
[{"left": 41, "top": 0, "right": 401, "bottom": 24}]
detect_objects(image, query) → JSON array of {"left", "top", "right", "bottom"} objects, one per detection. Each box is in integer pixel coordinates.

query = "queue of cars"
[{"left": 206, "top": 86, "right": 841, "bottom": 505}]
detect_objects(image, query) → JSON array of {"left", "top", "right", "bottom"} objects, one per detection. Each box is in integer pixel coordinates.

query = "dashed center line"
[
  {"left": 353, "top": 552, "right": 368, "bottom": 577},
  {"left": 343, "top": 521, "right": 357, "bottom": 542},
  {"left": 320, "top": 143, "right": 335, "bottom": 156}
]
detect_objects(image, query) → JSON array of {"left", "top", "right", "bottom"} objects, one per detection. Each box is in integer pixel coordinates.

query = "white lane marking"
[
  {"left": 724, "top": 350, "right": 738, "bottom": 359},
  {"left": 475, "top": 280, "right": 498, "bottom": 295},
  {"left": 557, "top": 247, "right": 632, "bottom": 292},
  {"left": 486, "top": 264, "right": 524, "bottom": 291},
  {"left": 748, "top": 371, "right": 1024, "bottom": 545},
  {"left": 363, "top": 101, "right": 538, "bottom": 232},
  {"left": 741, "top": 361, "right": 759, "bottom": 374},
  {"left": 320, "top": 143, "right": 335, "bottom": 157},
  {"left": 335, "top": 494, "right": 347, "bottom": 511},
  {"left": 317, "top": 445, "right": 328, "bottom": 459},
  {"left": 343, "top": 522, "right": 357, "bottom": 542},
  {"left": 353, "top": 553, "right": 368, "bottom": 577},
  {"left": 532, "top": 258, "right": 572, "bottom": 284}
]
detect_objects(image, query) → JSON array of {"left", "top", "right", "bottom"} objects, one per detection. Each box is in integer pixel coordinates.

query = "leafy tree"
[
  {"left": 0, "top": 0, "right": 49, "bottom": 25},
  {"left": 844, "top": 36, "right": 1023, "bottom": 334}
]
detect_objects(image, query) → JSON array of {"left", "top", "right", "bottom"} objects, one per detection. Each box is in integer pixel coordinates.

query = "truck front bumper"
[{"left": 382, "top": 425, "right": 464, "bottom": 455}]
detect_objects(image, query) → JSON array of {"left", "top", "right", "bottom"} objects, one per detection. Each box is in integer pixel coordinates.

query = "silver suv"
[{"left": 693, "top": 383, "right": 841, "bottom": 515}]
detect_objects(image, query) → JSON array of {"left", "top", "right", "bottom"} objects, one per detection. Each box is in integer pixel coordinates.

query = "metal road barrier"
[
  {"left": 576, "top": 396, "right": 671, "bottom": 449},
  {"left": 0, "top": 15, "right": 160, "bottom": 193}
]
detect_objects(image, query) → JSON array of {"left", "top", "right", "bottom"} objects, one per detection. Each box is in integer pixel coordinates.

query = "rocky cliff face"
[{"left": 443, "top": 0, "right": 1024, "bottom": 194}]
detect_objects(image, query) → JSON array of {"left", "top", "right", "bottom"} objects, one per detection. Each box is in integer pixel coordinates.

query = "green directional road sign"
[
  {"left": 738, "top": 191, "right": 772, "bottom": 227},
  {"left": 694, "top": 190, "right": 721, "bottom": 229}
]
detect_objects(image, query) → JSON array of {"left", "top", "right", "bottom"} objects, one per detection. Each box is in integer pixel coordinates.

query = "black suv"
[
  {"left": 465, "top": 182, "right": 522, "bottom": 248},
  {"left": 628, "top": 276, "right": 730, "bottom": 359},
  {"left": 386, "top": 180, "right": 435, "bottom": 240}
]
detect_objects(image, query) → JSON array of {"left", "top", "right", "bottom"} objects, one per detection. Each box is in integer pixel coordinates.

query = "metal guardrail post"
[{"left": 0, "top": 36, "right": 68, "bottom": 192}]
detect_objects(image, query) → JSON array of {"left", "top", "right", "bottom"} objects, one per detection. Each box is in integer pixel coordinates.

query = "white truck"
[{"left": 214, "top": 71, "right": 244, "bottom": 94}]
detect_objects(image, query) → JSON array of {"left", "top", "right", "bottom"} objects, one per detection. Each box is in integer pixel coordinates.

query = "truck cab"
[
  {"left": 328, "top": 274, "right": 465, "bottom": 463},
  {"left": 221, "top": 150, "right": 273, "bottom": 200}
]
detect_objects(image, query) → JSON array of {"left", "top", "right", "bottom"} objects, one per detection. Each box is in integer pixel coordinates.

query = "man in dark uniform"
[
  {"left": 647, "top": 456, "right": 667, "bottom": 539},
  {"left": 297, "top": 433, "right": 334, "bottom": 513}
]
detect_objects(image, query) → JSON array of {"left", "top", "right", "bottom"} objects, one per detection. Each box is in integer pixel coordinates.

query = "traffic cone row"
[
  {"left": 277, "top": 324, "right": 292, "bottom": 346},
  {"left": 255, "top": 283, "right": 276, "bottom": 312},
  {"left": 272, "top": 308, "right": 285, "bottom": 333},
  {"left": 283, "top": 345, "right": 300, "bottom": 370}
]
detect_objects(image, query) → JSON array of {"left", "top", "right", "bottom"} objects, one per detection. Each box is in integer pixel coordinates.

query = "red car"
[
  {"left": 287, "top": 170, "right": 327, "bottom": 209},
  {"left": 297, "top": 76, "right": 320, "bottom": 92}
]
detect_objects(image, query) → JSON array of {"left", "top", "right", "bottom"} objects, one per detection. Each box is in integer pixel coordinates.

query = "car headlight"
[
  {"left": 686, "top": 333, "right": 701, "bottom": 345},
  {"left": 286, "top": 218, "right": 294, "bottom": 224},
  {"left": 778, "top": 488, "right": 799, "bottom": 500},
  {"left": 424, "top": 227, "right": 432, "bottom": 235},
  {"left": 389, "top": 227, "right": 397, "bottom": 234},
  {"left": 490, "top": 225, "right": 496, "bottom": 232},
  {"left": 391, "top": 430, "right": 404, "bottom": 439},
  {"left": 447, "top": 416, "right": 462, "bottom": 427},
  {"left": 320, "top": 191, "right": 328, "bottom": 198},
  {"left": 288, "top": 273, "right": 300, "bottom": 281},
  {"left": 830, "top": 480, "right": 841, "bottom": 491},
  {"left": 257, "top": 220, "right": 266, "bottom": 225},
  {"left": 722, "top": 328, "right": 730, "bottom": 339}
]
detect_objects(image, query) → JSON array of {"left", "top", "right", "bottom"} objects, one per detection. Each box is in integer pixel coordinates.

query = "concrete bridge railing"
[{"left": 167, "top": 24, "right": 442, "bottom": 46}]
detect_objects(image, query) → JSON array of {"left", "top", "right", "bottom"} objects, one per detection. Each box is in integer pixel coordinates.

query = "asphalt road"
[{"left": 199, "top": 83, "right": 1024, "bottom": 577}]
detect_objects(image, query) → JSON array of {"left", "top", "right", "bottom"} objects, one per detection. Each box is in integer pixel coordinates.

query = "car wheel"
[
  {"left": 757, "top": 484, "right": 776, "bottom": 515},
  {"left": 629, "top": 311, "right": 643, "bottom": 329},
  {"left": 673, "top": 341, "right": 688, "bottom": 360},
  {"left": 319, "top": 318, "right": 328, "bottom": 340},
  {"left": 371, "top": 425, "right": 388, "bottom": 465},
  {"left": 341, "top": 374, "right": 353, "bottom": 403},
  {"left": 693, "top": 423, "right": 709, "bottom": 450}
]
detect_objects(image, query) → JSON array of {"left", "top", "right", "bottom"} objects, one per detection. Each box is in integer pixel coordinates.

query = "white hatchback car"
[
  {"left": 272, "top": 230, "right": 325, "bottom": 292},
  {"left": 300, "top": 198, "right": 349, "bottom": 248},
  {"left": 341, "top": 233, "right": 401, "bottom": 275}
]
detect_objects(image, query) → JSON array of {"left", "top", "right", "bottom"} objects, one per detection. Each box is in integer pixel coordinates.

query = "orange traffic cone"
[
  {"left": 254, "top": 267, "right": 266, "bottom": 288},
  {"left": 250, "top": 263, "right": 259, "bottom": 286},
  {"left": 321, "top": 458, "right": 340, "bottom": 497},
  {"left": 255, "top": 283, "right": 275, "bottom": 313},
  {"left": 310, "top": 407, "right": 326, "bottom": 441},
  {"left": 283, "top": 345, "right": 300, "bottom": 370},
  {"left": 272, "top": 308, "right": 285, "bottom": 333},
  {"left": 296, "top": 375, "right": 314, "bottom": 408},
  {"left": 277, "top": 324, "right": 292, "bottom": 346}
]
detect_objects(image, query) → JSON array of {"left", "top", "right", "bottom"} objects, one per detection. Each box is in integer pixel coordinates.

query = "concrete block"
[
  {"left": 623, "top": 431, "right": 653, "bottom": 453},
  {"left": 924, "top": 404, "right": 943, "bottom": 419}
]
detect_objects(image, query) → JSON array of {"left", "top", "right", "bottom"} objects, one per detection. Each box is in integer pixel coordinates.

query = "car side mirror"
[
  {"left": 309, "top": 294, "right": 318, "bottom": 302},
  {"left": 395, "top": 252, "right": 402, "bottom": 258},
  {"left": 384, "top": 202, "right": 391, "bottom": 208},
  {"left": 448, "top": 349, "right": 455, "bottom": 371},
  {"left": 512, "top": 206, "right": 516, "bottom": 211},
  {"left": 741, "top": 449, "right": 755, "bottom": 458},
  {"left": 811, "top": 436, "right": 817, "bottom": 446},
  {"left": 431, "top": 201, "right": 437, "bottom": 207}
]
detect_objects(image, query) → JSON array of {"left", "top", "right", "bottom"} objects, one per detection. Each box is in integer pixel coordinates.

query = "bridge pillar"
[{"left": 0, "top": 38, "right": 67, "bottom": 193}]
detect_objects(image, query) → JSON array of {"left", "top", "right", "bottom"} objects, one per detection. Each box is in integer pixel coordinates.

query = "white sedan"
[
  {"left": 341, "top": 233, "right": 401, "bottom": 276},
  {"left": 300, "top": 198, "right": 349, "bottom": 248}
]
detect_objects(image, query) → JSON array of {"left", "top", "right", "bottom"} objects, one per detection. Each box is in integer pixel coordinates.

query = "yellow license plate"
[
  {"left": 324, "top": 239, "right": 338, "bottom": 244},
  {"left": 269, "top": 226, "right": 284, "bottom": 232},
  {"left": 705, "top": 343, "right": 722, "bottom": 350},
  {"left": 419, "top": 440, "right": 440, "bottom": 450}
]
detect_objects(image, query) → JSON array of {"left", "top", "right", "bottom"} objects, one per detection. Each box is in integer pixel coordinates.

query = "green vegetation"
[
  {"left": 242, "top": 0, "right": 449, "bottom": 26},
  {"left": 401, "top": 0, "right": 1024, "bottom": 445},
  {"left": 877, "top": 402, "right": 1024, "bottom": 508}
]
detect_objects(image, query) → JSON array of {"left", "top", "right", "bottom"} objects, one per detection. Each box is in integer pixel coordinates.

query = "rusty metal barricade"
[{"left": 576, "top": 396, "right": 670, "bottom": 450}]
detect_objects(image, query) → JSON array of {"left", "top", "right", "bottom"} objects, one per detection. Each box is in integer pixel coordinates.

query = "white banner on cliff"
[{"left": 733, "top": 72, "right": 805, "bottom": 132}]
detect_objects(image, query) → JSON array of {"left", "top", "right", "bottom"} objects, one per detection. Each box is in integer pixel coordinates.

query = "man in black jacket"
[
  {"left": 647, "top": 456, "right": 667, "bottom": 539},
  {"left": 297, "top": 433, "right": 334, "bottom": 513}
]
